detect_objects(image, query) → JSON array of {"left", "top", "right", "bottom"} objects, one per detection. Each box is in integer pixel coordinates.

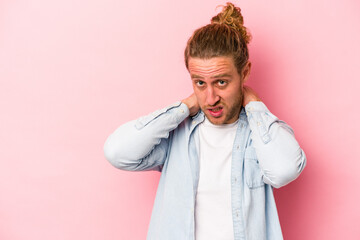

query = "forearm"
[
  {"left": 103, "top": 101, "right": 190, "bottom": 171},
  {"left": 245, "top": 101, "right": 306, "bottom": 188}
]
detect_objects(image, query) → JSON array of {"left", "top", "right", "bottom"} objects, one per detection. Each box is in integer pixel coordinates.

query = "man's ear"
[{"left": 241, "top": 61, "right": 251, "bottom": 84}]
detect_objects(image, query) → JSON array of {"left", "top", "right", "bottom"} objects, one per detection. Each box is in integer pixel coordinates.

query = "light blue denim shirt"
[{"left": 103, "top": 101, "right": 306, "bottom": 240}]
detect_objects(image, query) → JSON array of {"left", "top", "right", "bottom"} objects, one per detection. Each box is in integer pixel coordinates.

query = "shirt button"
[
  {"left": 263, "top": 135, "right": 270, "bottom": 142},
  {"left": 235, "top": 177, "right": 237, "bottom": 182},
  {"left": 236, "top": 145, "right": 239, "bottom": 150},
  {"left": 257, "top": 121, "right": 261, "bottom": 126},
  {"left": 180, "top": 109, "right": 184, "bottom": 113},
  {"left": 192, "top": 121, "right": 196, "bottom": 124}
]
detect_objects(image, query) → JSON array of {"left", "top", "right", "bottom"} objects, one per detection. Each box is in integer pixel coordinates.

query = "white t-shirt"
[{"left": 195, "top": 117, "right": 238, "bottom": 240}]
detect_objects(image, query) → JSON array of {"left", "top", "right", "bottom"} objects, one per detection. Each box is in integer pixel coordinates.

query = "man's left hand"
[{"left": 242, "top": 85, "right": 262, "bottom": 107}]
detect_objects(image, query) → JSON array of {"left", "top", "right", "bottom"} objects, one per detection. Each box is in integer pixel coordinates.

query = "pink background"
[{"left": 1, "top": 0, "right": 359, "bottom": 239}]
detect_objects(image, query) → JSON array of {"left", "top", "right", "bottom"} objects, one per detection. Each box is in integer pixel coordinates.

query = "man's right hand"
[{"left": 182, "top": 93, "right": 200, "bottom": 116}]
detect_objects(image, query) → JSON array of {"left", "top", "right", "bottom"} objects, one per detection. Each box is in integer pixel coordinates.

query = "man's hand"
[
  {"left": 242, "top": 85, "right": 262, "bottom": 107},
  {"left": 182, "top": 93, "right": 200, "bottom": 116}
]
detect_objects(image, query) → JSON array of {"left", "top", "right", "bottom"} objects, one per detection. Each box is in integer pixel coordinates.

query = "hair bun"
[{"left": 211, "top": 2, "right": 251, "bottom": 44}]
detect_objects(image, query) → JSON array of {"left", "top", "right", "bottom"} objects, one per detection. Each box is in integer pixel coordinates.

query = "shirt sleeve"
[
  {"left": 245, "top": 101, "right": 307, "bottom": 188},
  {"left": 103, "top": 101, "right": 190, "bottom": 172}
]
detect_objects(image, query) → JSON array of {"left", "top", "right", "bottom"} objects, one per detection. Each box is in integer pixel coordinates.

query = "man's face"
[{"left": 188, "top": 56, "right": 248, "bottom": 125}]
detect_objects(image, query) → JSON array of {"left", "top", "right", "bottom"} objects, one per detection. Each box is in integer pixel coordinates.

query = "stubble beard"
[{"left": 203, "top": 93, "right": 243, "bottom": 125}]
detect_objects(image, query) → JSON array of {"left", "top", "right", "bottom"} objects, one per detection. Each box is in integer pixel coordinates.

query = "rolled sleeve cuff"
[
  {"left": 245, "top": 101, "right": 278, "bottom": 144},
  {"left": 245, "top": 101, "right": 269, "bottom": 113},
  {"left": 135, "top": 101, "right": 190, "bottom": 130}
]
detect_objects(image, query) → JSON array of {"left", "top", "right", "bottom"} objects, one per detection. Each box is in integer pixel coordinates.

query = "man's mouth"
[{"left": 208, "top": 106, "right": 224, "bottom": 117}]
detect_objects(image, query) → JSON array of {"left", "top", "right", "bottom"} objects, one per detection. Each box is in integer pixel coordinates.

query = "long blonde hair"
[{"left": 184, "top": 2, "right": 251, "bottom": 74}]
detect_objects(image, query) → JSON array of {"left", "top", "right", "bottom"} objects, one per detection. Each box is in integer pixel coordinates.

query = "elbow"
[
  {"left": 103, "top": 120, "right": 163, "bottom": 171},
  {"left": 103, "top": 138, "right": 119, "bottom": 168},
  {"left": 267, "top": 165, "right": 301, "bottom": 189},
  {"left": 103, "top": 136, "right": 129, "bottom": 170},
  {"left": 104, "top": 144, "right": 134, "bottom": 171},
  {"left": 103, "top": 136, "right": 152, "bottom": 171},
  {"left": 104, "top": 149, "right": 115, "bottom": 168},
  {"left": 265, "top": 150, "right": 307, "bottom": 189}
]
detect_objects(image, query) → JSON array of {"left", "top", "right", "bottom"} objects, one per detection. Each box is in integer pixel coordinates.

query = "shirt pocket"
[{"left": 244, "top": 147, "right": 265, "bottom": 189}]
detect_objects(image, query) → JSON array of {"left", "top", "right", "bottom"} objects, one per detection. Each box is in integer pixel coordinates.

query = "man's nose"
[{"left": 206, "top": 87, "right": 220, "bottom": 106}]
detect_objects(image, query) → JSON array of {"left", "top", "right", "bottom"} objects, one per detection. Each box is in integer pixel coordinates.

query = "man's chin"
[
  {"left": 203, "top": 110, "right": 240, "bottom": 125},
  {"left": 204, "top": 112, "right": 226, "bottom": 125},
  {"left": 208, "top": 119, "right": 225, "bottom": 125}
]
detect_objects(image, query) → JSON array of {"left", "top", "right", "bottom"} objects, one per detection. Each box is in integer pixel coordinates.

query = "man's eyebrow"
[
  {"left": 191, "top": 74, "right": 203, "bottom": 79},
  {"left": 211, "top": 73, "right": 232, "bottom": 78},
  {"left": 190, "top": 73, "right": 233, "bottom": 79}
]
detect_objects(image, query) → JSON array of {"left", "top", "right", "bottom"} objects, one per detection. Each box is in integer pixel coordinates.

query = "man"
[{"left": 104, "top": 2, "right": 306, "bottom": 240}]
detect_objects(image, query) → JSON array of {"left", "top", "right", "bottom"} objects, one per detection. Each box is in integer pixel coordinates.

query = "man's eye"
[
  {"left": 218, "top": 80, "right": 227, "bottom": 86},
  {"left": 196, "top": 81, "right": 205, "bottom": 86}
]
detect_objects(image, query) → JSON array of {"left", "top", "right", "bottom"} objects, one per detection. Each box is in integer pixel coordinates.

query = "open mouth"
[{"left": 208, "top": 106, "right": 223, "bottom": 117}]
